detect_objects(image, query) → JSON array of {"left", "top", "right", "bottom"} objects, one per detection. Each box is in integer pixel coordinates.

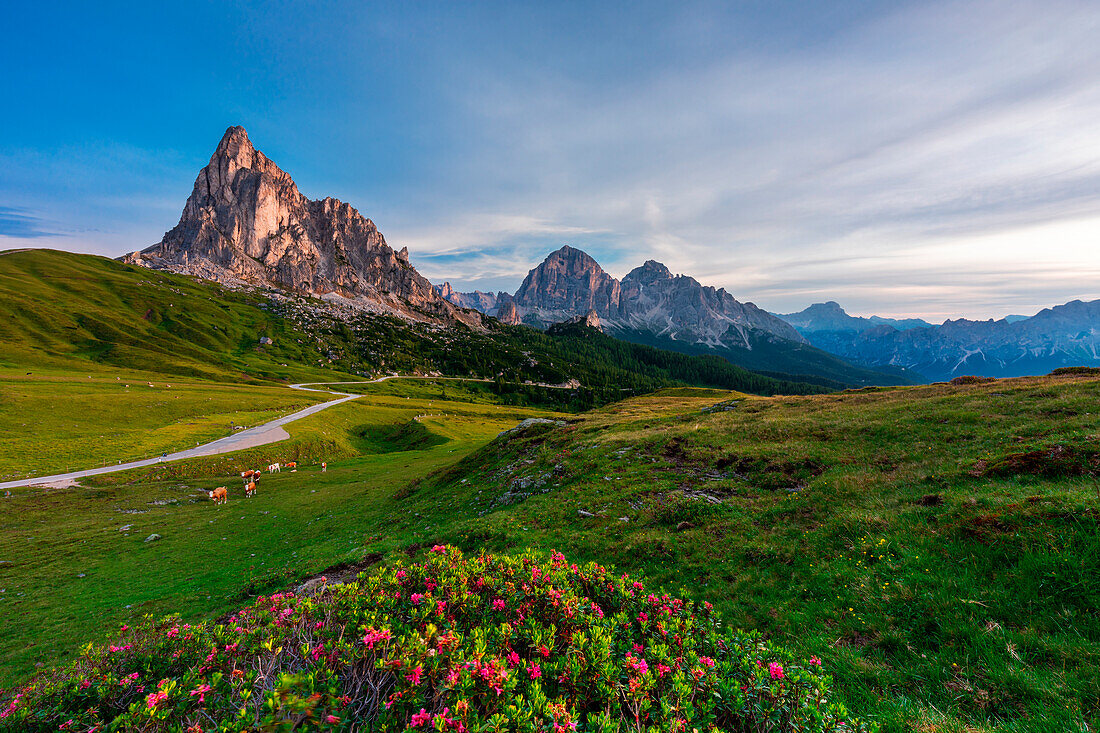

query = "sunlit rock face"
[
  {"left": 443, "top": 245, "right": 805, "bottom": 349},
  {"left": 124, "top": 126, "right": 477, "bottom": 326}
]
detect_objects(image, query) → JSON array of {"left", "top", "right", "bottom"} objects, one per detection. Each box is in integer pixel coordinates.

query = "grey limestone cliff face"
[
  {"left": 512, "top": 246, "right": 622, "bottom": 315},
  {"left": 125, "top": 126, "right": 476, "bottom": 326},
  {"left": 616, "top": 260, "right": 805, "bottom": 347},
  {"left": 443, "top": 245, "right": 805, "bottom": 348},
  {"left": 436, "top": 282, "right": 500, "bottom": 313}
]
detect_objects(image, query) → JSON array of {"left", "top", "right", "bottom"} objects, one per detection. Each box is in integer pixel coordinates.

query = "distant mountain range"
[
  {"left": 774, "top": 300, "right": 1100, "bottom": 381},
  {"left": 117, "top": 126, "right": 1098, "bottom": 387}
]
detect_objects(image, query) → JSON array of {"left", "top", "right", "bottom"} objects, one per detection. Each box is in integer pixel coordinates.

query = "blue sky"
[{"left": 2, "top": 1, "right": 1099, "bottom": 320}]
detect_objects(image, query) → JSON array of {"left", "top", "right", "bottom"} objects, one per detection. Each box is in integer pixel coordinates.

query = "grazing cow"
[
  {"left": 244, "top": 481, "right": 257, "bottom": 498},
  {"left": 268, "top": 462, "right": 281, "bottom": 473},
  {"left": 286, "top": 461, "right": 297, "bottom": 470},
  {"left": 208, "top": 486, "right": 228, "bottom": 505},
  {"left": 321, "top": 462, "right": 327, "bottom": 473}
]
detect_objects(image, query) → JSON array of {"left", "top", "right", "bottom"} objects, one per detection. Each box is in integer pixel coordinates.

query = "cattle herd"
[{"left": 205, "top": 461, "right": 307, "bottom": 506}]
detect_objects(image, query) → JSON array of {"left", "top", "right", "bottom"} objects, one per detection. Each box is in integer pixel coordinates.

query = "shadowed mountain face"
[
  {"left": 124, "top": 126, "right": 477, "bottom": 326},
  {"left": 776, "top": 300, "right": 1100, "bottom": 381}
]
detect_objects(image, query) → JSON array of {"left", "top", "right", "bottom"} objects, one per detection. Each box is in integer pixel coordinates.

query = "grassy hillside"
[
  {"left": 0, "top": 374, "right": 331, "bottom": 480},
  {"left": 386, "top": 374, "right": 1098, "bottom": 732},
  {"left": 0, "top": 387, "right": 565, "bottom": 687},
  {"left": 0, "top": 249, "right": 827, "bottom": 403},
  {"left": 0, "top": 249, "right": 363, "bottom": 383},
  {"left": 2, "top": 374, "right": 1096, "bottom": 731}
]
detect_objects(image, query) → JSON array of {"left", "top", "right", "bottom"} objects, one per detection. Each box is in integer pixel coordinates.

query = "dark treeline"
[{"left": 333, "top": 316, "right": 826, "bottom": 411}]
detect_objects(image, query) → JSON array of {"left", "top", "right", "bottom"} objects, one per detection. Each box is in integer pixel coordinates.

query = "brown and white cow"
[
  {"left": 208, "top": 486, "right": 228, "bottom": 505},
  {"left": 244, "top": 481, "right": 257, "bottom": 498},
  {"left": 285, "top": 461, "right": 297, "bottom": 470}
]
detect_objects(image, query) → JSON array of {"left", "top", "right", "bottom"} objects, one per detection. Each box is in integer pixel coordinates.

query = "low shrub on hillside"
[
  {"left": 1050, "top": 366, "right": 1100, "bottom": 376},
  {"left": 949, "top": 375, "right": 996, "bottom": 385},
  {"left": 0, "top": 547, "right": 870, "bottom": 732}
]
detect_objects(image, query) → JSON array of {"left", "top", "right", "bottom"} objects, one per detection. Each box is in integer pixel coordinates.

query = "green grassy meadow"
[
  {"left": 0, "top": 386, "right": 566, "bottom": 687},
  {"left": 2, "top": 375, "right": 1097, "bottom": 730},
  {"left": 0, "top": 373, "right": 331, "bottom": 479},
  {"left": 0, "top": 249, "right": 365, "bottom": 383},
  {"left": 1, "top": 248, "right": 1097, "bottom": 731}
]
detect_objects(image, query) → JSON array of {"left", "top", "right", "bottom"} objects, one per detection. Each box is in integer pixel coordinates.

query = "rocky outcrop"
[
  {"left": 555, "top": 309, "right": 602, "bottom": 332},
  {"left": 495, "top": 297, "right": 522, "bottom": 326},
  {"left": 436, "top": 282, "right": 500, "bottom": 313},
  {"left": 124, "top": 126, "right": 477, "bottom": 326}
]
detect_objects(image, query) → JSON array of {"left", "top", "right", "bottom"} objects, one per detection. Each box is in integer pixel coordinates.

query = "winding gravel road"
[
  {"left": 0, "top": 381, "right": 367, "bottom": 491},
  {"left": 0, "top": 375, "right": 575, "bottom": 491}
]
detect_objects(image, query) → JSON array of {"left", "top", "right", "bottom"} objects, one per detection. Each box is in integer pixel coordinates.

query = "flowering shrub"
[{"left": 0, "top": 547, "right": 872, "bottom": 731}]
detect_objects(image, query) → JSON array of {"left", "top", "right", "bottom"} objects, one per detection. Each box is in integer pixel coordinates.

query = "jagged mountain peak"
[
  {"left": 513, "top": 245, "right": 620, "bottom": 313},
  {"left": 497, "top": 245, "right": 807, "bottom": 347},
  {"left": 214, "top": 125, "right": 254, "bottom": 160},
  {"left": 123, "top": 126, "right": 476, "bottom": 327},
  {"left": 800, "top": 301, "right": 847, "bottom": 315},
  {"left": 541, "top": 245, "right": 605, "bottom": 271}
]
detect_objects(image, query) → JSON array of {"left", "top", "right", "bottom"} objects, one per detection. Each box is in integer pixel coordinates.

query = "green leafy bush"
[{"left": 0, "top": 547, "right": 871, "bottom": 731}]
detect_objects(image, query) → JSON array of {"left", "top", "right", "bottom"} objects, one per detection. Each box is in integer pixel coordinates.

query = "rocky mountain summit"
[
  {"left": 777, "top": 299, "right": 1100, "bottom": 381},
  {"left": 124, "top": 126, "right": 476, "bottom": 326},
  {"left": 443, "top": 246, "right": 804, "bottom": 349},
  {"left": 512, "top": 246, "right": 622, "bottom": 316}
]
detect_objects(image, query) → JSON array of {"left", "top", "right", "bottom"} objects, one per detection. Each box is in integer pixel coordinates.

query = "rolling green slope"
[
  {"left": 0, "top": 248, "right": 359, "bottom": 383},
  {"left": 2, "top": 372, "right": 1095, "bottom": 732},
  {"left": 393, "top": 373, "right": 1098, "bottom": 732}
]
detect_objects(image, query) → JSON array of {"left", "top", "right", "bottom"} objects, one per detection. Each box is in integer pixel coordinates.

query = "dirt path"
[
  {"left": 0, "top": 376, "right": 574, "bottom": 491},
  {"left": 0, "top": 381, "right": 368, "bottom": 491}
]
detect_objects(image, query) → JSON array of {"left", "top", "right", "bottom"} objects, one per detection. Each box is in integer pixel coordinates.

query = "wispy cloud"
[
  {"left": 0, "top": 206, "right": 60, "bottom": 239},
  {"left": 5, "top": 0, "right": 1100, "bottom": 319},
  {"left": 384, "top": 0, "right": 1100, "bottom": 318}
]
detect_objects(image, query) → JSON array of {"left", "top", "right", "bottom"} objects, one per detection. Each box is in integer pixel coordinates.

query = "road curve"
[
  {"left": 0, "top": 381, "right": 372, "bottom": 491},
  {"left": 0, "top": 375, "right": 576, "bottom": 491}
]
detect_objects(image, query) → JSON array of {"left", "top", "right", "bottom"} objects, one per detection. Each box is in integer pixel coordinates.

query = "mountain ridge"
[
  {"left": 779, "top": 301, "right": 933, "bottom": 333},
  {"left": 775, "top": 299, "right": 1100, "bottom": 380}
]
